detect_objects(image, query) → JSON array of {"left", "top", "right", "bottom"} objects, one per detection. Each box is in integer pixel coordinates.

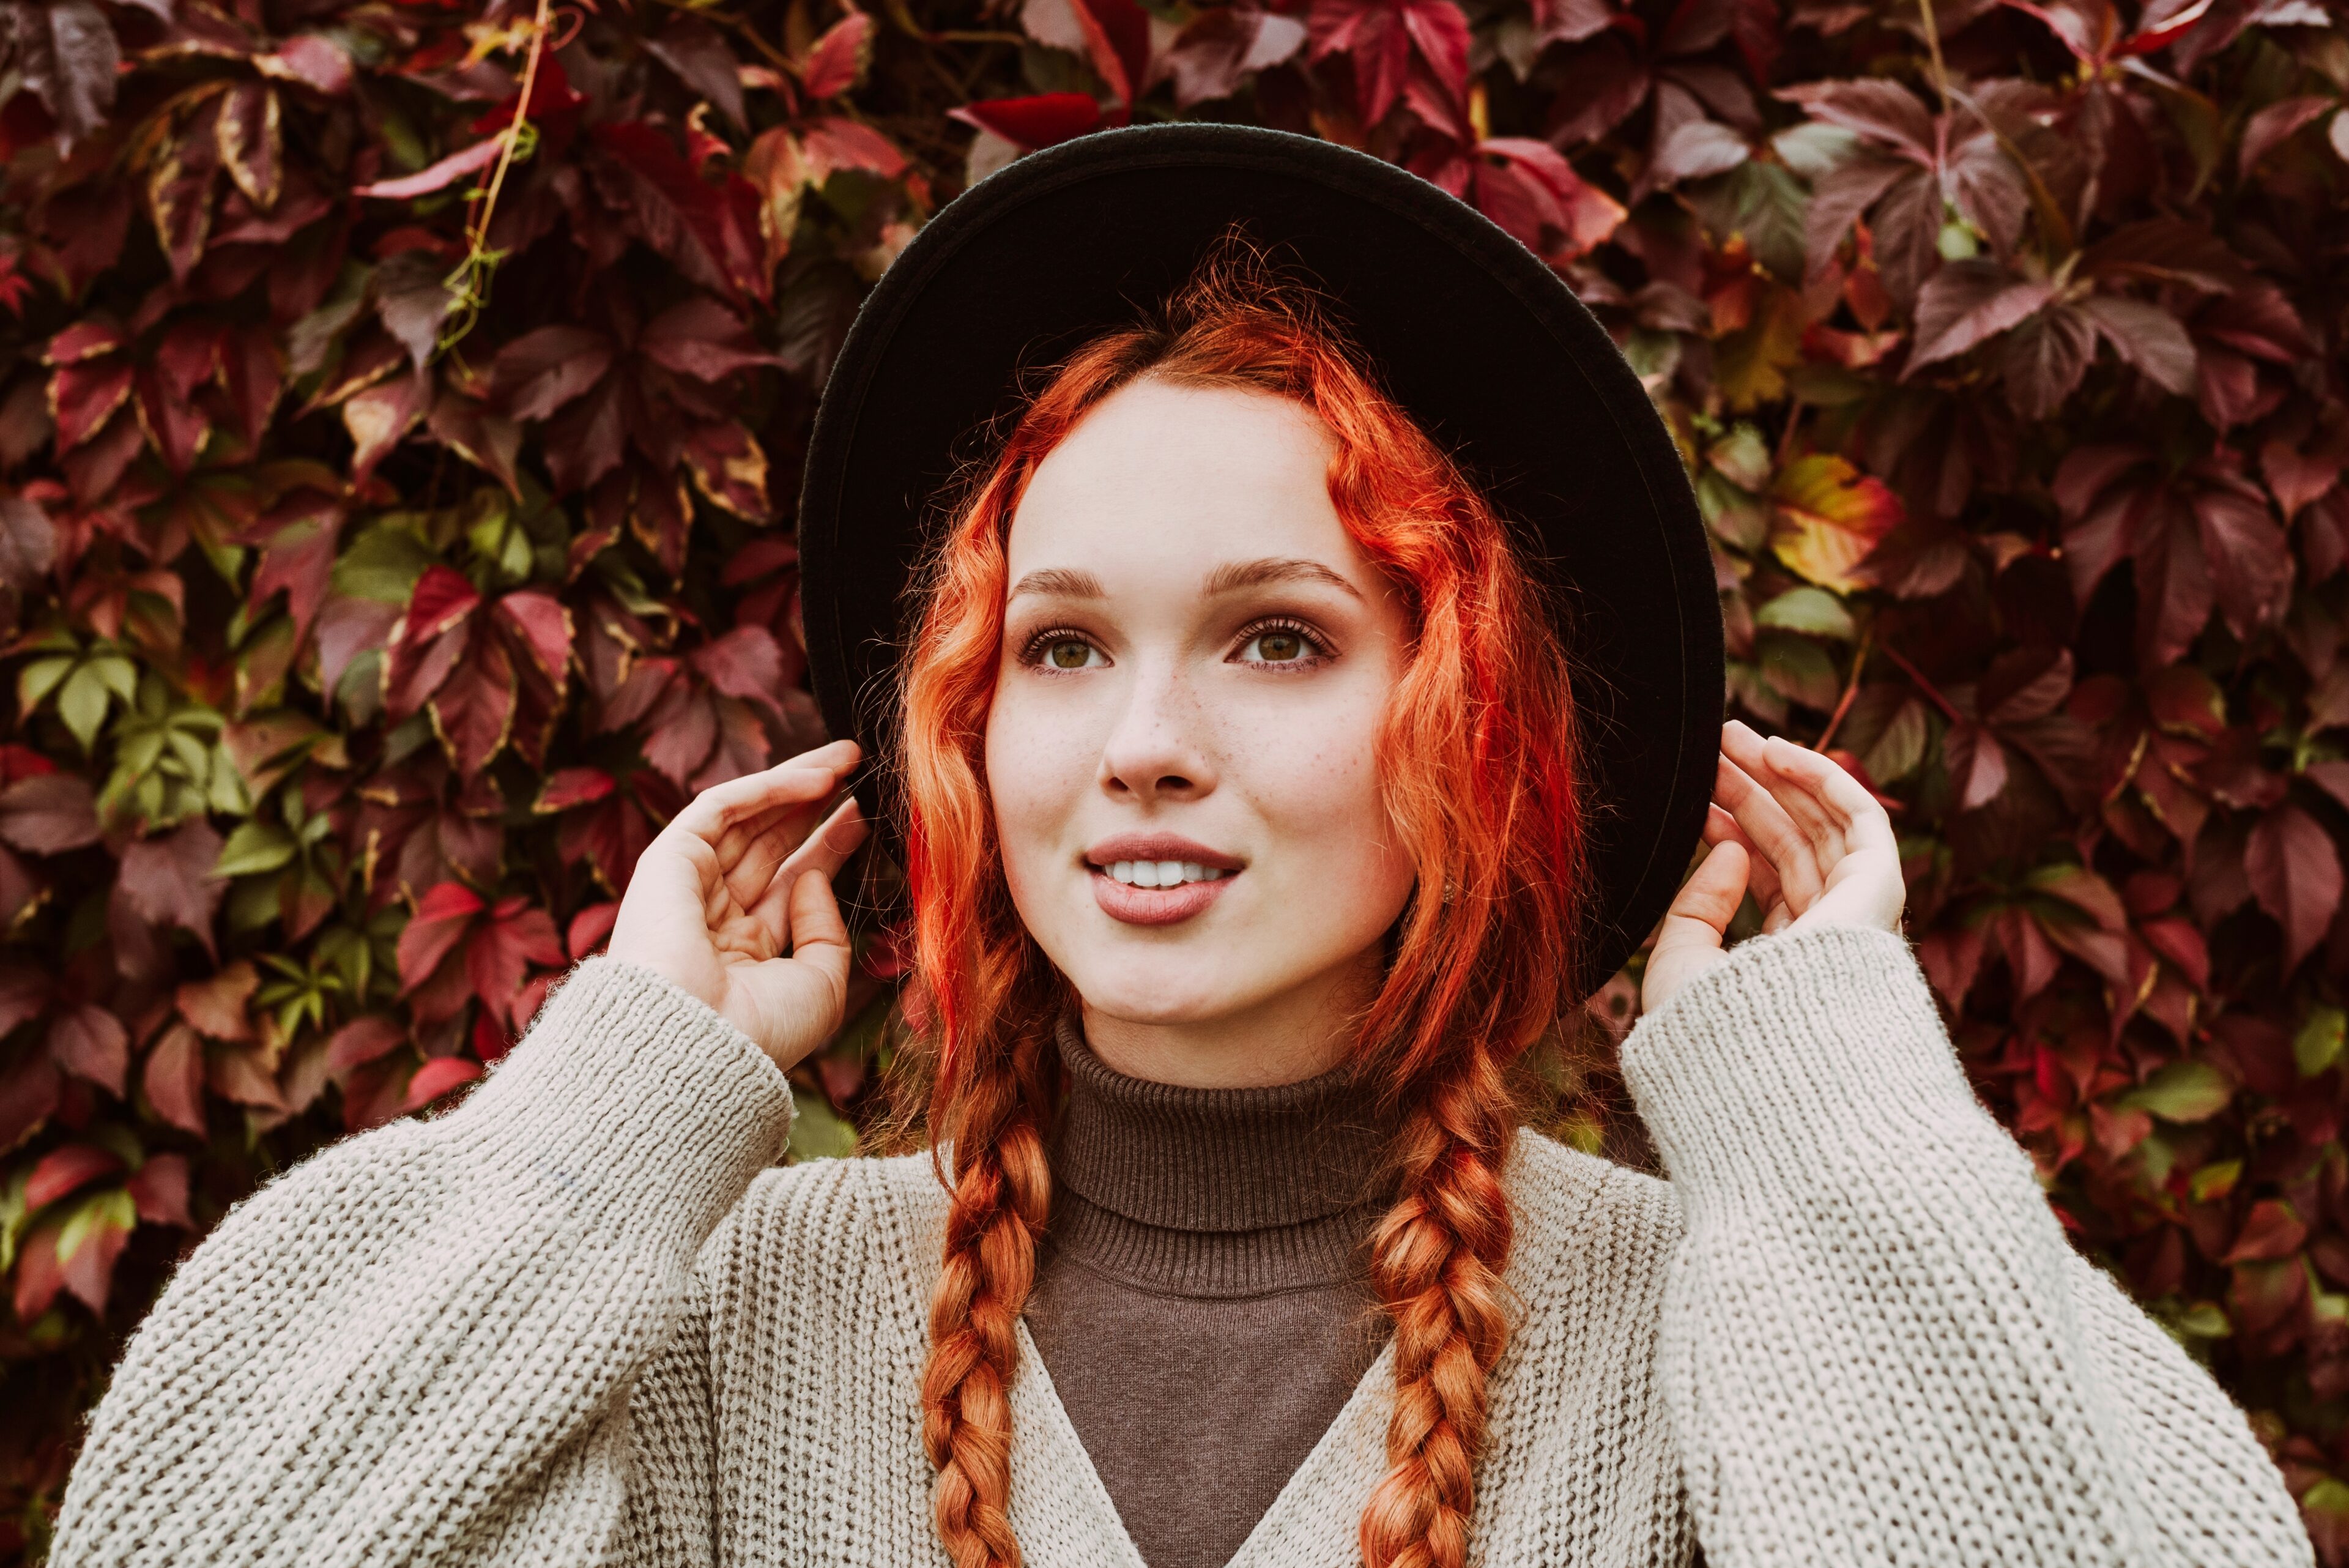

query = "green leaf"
[
  {"left": 785, "top": 1083, "right": 858, "bottom": 1161},
  {"left": 332, "top": 521, "right": 436, "bottom": 604},
  {"left": 58, "top": 663, "right": 114, "bottom": 751},
  {"left": 1754, "top": 586, "right": 1858, "bottom": 641},
  {"left": 2122, "top": 1059, "right": 2235, "bottom": 1123},
  {"left": 215, "top": 821, "right": 299, "bottom": 879},
  {"left": 2297, "top": 1005, "right": 2345, "bottom": 1077},
  {"left": 1759, "top": 634, "right": 1841, "bottom": 710},
  {"left": 2173, "top": 1300, "right": 2231, "bottom": 1338},
  {"left": 18, "top": 655, "right": 74, "bottom": 709}
]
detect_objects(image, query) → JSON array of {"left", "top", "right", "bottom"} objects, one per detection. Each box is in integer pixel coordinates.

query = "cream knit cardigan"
[{"left": 51, "top": 923, "right": 2312, "bottom": 1568}]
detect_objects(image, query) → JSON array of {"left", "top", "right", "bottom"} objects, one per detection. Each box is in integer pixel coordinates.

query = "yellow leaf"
[{"left": 1768, "top": 455, "right": 1903, "bottom": 592}]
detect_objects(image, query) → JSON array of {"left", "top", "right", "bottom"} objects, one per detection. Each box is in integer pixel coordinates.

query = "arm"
[
  {"left": 49, "top": 957, "right": 792, "bottom": 1568},
  {"left": 53, "top": 737, "right": 872, "bottom": 1568},
  {"left": 1620, "top": 920, "right": 2312, "bottom": 1568},
  {"left": 1631, "top": 721, "right": 2310, "bottom": 1565}
]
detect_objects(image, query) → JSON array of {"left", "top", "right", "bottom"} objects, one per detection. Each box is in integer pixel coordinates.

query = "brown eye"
[
  {"left": 1047, "top": 639, "right": 1093, "bottom": 670},
  {"left": 1256, "top": 630, "right": 1304, "bottom": 662}
]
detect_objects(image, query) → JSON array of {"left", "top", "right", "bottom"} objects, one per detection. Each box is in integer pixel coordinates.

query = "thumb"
[
  {"left": 787, "top": 867, "right": 854, "bottom": 1011},
  {"left": 1644, "top": 839, "right": 1748, "bottom": 1016}
]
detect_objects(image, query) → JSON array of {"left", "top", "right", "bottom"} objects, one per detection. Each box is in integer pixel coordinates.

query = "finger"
[
  {"left": 667, "top": 741, "right": 861, "bottom": 847},
  {"left": 714, "top": 778, "right": 856, "bottom": 899},
  {"left": 1764, "top": 735, "right": 1896, "bottom": 862},
  {"left": 1663, "top": 838, "right": 1750, "bottom": 941},
  {"left": 784, "top": 868, "right": 854, "bottom": 1006},
  {"left": 1748, "top": 730, "right": 1849, "bottom": 863},
  {"left": 1713, "top": 751, "right": 1825, "bottom": 907},
  {"left": 1704, "top": 802, "right": 1783, "bottom": 912},
  {"left": 742, "top": 795, "right": 870, "bottom": 928},
  {"left": 1722, "top": 720, "right": 1846, "bottom": 864}
]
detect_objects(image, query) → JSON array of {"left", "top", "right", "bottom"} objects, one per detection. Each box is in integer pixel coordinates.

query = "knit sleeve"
[
  {"left": 1617, "top": 921, "right": 2312, "bottom": 1568},
  {"left": 48, "top": 954, "right": 794, "bottom": 1568}
]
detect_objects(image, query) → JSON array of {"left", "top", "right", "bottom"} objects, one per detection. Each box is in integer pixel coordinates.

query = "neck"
[{"left": 1045, "top": 1006, "right": 1401, "bottom": 1293}]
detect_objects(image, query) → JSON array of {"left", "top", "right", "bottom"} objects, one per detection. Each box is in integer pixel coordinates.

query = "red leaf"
[
  {"left": 217, "top": 81, "right": 283, "bottom": 209},
  {"left": 2238, "top": 95, "right": 2334, "bottom": 180},
  {"left": 48, "top": 1004, "right": 128, "bottom": 1095},
  {"left": 147, "top": 100, "right": 224, "bottom": 285},
  {"left": 1068, "top": 0, "right": 1155, "bottom": 106},
  {"left": 141, "top": 1022, "right": 208, "bottom": 1135},
  {"left": 2079, "top": 295, "right": 2198, "bottom": 395},
  {"left": 1907, "top": 260, "right": 2052, "bottom": 370},
  {"left": 0, "top": 1049, "right": 62, "bottom": 1153},
  {"left": 325, "top": 1014, "right": 407, "bottom": 1072},
  {"left": 50, "top": 356, "right": 133, "bottom": 453},
  {"left": 948, "top": 92, "right": 1103, "bottom": 150},
  {"left": 430, "top": 623, "right": 517, "bottom": 775},
  {"left": 468, "top": 899, "right": 566, "bottom": 1031},
  {"left": 2191, "top": 477, "right": 2292, "bottom": 644},
  {"left": 2246, "top": 803, "right": 2341, "bottom": 972},
  {"left": 2222, "top": 1198, "right": 2308, "bottom": 1265},
  {"left": 24, "top": 1142, "right": 122, "bottom": 1210},
  {"left": 568, "top": 901, "right": 620, "bottom": 959},
  {"left": 639, "top": 298, "right": 782, "bottom": 383},
  {"left": 690, "top": 625, "right": 787, "bottom": 708},
  {"left": 535, "top": 767, "right": 617, "bottom": 813},
  {"left": 590, "top": 122, "right": 766, "bottom": 305},
  {"left": 0, "top": 772, "right": 100, "bottom": 853},
  {"left": 383, "top": 565, "right": 482, "bottom": 720},
  {"left": 401, "top": 1055, "right": 483, "bottom": 1113},
  {"left": 343, "top": 368, "right": 431, "bottom": 481},
  {"left": 798, "top": 9, "right": 875, "bottom": 100},
  {"left": 681, "top": 422, "right": 771, "bottom": 521},
  {"left": 645, "top": 13, "right": 749, "bottom": 128},
  {"left": 116, "top": 822, "right": 226, "bottom": 959},
  {"left": 798, "top": 116, "right": 908, "bottom": 181},
  {"left": 489, "top": 325, "right": 614, "bottom": 421},
  {"left": 398, "top": 880, "right": 487, "bottom": 994},
  {"left": 127, "top": 1151, "right": 193, "bottom": 1228}
]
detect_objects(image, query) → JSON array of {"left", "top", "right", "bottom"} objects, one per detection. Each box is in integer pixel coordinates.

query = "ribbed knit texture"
[
  {"left": 1026, "top": 1012, "right": 1398, "bottom": 1568},
  {"left": 48, "top": 924, "right": 2314, "bottom": 1567}
]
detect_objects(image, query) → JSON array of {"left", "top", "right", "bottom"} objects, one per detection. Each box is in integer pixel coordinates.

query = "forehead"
[{"left": 1004, "top": 377, "right": 1354, "bottom": 578}]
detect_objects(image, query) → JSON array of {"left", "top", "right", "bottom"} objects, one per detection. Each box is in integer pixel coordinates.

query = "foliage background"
[{"left": 0, "top": 0, "right": 2344, "bottom": 1550}]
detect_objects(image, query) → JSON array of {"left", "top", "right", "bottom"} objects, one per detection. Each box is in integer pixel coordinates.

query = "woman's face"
[{"left": 982, "top": 375, "right": 1418, "bottom": 1085}]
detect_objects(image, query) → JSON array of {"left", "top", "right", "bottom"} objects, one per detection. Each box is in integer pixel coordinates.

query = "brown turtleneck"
[{"left": 1024, "top": 1009, "right": 1402, "bottom": 1568}]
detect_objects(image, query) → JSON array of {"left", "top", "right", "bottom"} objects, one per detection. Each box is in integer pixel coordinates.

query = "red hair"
[{"left": 892, "top": 226, "right": 1592, "bottom": 1568}]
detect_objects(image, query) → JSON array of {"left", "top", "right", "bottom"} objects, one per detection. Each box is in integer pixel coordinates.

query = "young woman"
[{"left": 50, "top": 127, "right": 2309, "bottom": 1568}]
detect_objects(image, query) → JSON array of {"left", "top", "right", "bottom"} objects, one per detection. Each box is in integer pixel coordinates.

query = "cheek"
[
  {"left": 1238, "top": 689, "right": 1409, "bottom": 897},
  {"left": 982, "top": 682, "right": 1092, "bottom": 880}
]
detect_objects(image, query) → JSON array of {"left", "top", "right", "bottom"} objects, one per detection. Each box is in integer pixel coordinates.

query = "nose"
[{"left": 1097, "top": 656, "right": 1215, "bottom": 806}]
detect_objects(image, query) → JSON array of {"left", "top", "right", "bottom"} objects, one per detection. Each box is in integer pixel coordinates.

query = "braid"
[
  {"left": 1359, "top": 1050, "right": 1518, "bottom": 1568},
  {"left": 919, "top": 1027, "right": 1056, "bottom": 1568}
]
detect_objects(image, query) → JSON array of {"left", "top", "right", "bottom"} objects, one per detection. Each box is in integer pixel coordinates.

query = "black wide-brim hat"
[{"left": 797, "top": 121, "right": 1722, "bottom": 1001}]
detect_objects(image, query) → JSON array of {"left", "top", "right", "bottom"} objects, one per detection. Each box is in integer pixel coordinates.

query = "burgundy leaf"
[
  {"left": 48, "top": 1004, "right": 127, "bottom": 1095},
  {"left": 0, "top": 772, "right": 100, "bottom": 853},
  {"left": 117, "top": 821, "right": 226, "bottom": 959},
  {"left": 2245, "top": 803, "right": 2342, "bottom": 972}
]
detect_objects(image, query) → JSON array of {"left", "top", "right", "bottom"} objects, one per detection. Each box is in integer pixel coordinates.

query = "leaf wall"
[{"left": 0, "top": 0, "right": 2345, "bottom": 1555}]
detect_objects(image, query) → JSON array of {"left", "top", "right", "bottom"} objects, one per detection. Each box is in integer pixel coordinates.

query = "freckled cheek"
[
  {"left": 1229, "top": 703, "right": 1394, "bottom": 896},
  {"left": 984, "top": 690, "right": 1104, "bottom": 874}
]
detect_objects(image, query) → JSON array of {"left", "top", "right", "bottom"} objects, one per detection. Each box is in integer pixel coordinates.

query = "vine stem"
[
  {"left": 1877, "top": 639, "right": 1967, "bottom": 726},
  {"left": 1815, "top": 620, "right": 1876, "bottom": 750},
  {"left": 469, "top": 0, "right": 554, "bottom": 262}
]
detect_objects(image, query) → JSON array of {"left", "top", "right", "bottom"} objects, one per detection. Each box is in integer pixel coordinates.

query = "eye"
[
  {"left": 1233, "top": 617, "right": 1331, "bottom": 667},
  {"left": 1020, "top": 630, "right": 1107, "bottom": 672}
]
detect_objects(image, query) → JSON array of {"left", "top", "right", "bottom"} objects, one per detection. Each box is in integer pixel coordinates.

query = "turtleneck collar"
[{"left": 1043, "top": 1006, "right": 1402, "bottom": 1296}]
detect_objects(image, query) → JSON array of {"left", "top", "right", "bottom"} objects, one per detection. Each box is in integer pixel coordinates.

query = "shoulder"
[{"left": 1501, "top": 1128, "right": 1683, "bottom": 1315}]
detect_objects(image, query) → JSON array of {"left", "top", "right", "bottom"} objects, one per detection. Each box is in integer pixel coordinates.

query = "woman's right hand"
[{"left": 607, "top": 737, "right": 872, "bottom": 1072}]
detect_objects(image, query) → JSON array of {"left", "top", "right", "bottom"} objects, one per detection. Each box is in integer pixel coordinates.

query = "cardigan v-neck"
[{"left": 1023, "top": 1010, "right": 1403, "bottom": 1568}]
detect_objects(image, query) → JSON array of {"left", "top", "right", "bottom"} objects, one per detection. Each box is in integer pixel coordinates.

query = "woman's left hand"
[{"left": 1641, "top": 718, "right": 1908, "bottom": 1016}]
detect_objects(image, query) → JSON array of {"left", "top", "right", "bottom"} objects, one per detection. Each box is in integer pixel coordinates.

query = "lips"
[{"left": 1091, "top": 861, "right": 1237, "bottom": 926}]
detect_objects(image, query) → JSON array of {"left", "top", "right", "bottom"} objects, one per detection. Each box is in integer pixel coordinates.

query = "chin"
[{"left": 1060, "top": 954, "right": 1275, "bottom": 1027}]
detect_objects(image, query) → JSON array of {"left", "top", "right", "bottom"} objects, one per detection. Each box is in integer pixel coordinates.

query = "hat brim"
[{"left": 796, "top": 121, "right": 1722, "bottom": 1001}]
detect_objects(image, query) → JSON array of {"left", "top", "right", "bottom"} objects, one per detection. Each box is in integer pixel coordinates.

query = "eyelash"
[{"left": 1016, "top": 616, "right": 1335, "bottom": 673}]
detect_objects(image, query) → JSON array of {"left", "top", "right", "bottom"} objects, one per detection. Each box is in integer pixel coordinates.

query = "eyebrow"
[{"left": 1006, "top": 556, "right": 1366, "bottom": 604}]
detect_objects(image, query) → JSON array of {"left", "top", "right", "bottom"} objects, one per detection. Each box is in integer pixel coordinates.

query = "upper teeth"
[{"left": 1105, "top": 860, "right": 1227, "bottom": 887}]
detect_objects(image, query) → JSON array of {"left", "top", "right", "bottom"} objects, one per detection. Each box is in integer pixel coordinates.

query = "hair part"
[{"left": 891, "top": 223, "right": 1594, "bottom": 1568}]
